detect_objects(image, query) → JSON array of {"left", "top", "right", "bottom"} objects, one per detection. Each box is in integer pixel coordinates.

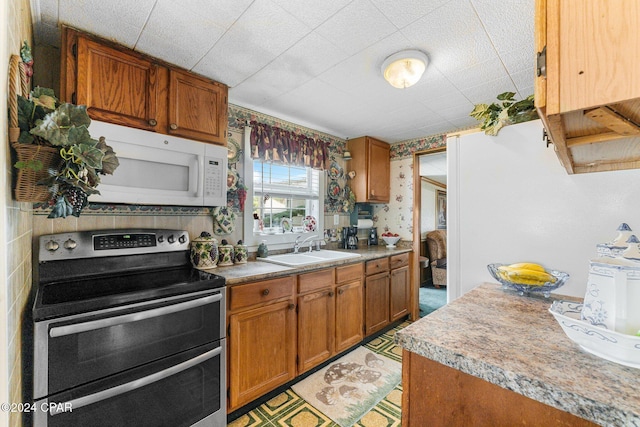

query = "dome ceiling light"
[{"left": 381, "top": 50, "right": 429, "bottom": 89}]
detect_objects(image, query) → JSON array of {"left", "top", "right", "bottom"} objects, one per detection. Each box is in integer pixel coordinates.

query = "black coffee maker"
[
  {"left": 368, "top": 227, "right": 378, "bottom": 246},
  {"left": 343, "top": 226, "right": 358, "bottom": 249}
]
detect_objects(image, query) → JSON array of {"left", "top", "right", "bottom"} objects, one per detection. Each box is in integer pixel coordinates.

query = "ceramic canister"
[
  {"left": 234, "top": 242, "right": 248, "bottom": 264},
  {"left": 582, "top": 254, "right": 640, "bottom": 335},
  {"left": 189, "top": 232, "right": 218, "bottom": 269},
  {"left": 218, "top": 241, "right": 235, "bottom": 267}
]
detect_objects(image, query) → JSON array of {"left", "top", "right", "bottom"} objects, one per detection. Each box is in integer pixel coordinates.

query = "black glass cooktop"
[{"left": 34, "top": 266, "right": 225, "bottom": 321}]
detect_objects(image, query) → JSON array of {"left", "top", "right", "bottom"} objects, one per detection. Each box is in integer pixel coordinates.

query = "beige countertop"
[
  {"left": 210, "top": 245, "right": 412, "bottom": 285},
  {"left": 395, "top": 283, "right": 640, "bottom": 426}
]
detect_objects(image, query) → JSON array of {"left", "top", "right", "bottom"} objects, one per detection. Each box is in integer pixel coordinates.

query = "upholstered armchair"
[{"left": 426, "top": 230, "right": 447, "bottom": 288}]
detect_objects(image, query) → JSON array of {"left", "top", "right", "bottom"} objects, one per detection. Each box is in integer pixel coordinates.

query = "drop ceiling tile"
[
  {"left": 500, "top": 46, "right": 536, "bottom": 75},
  {"left": 370, "top": 0, "right": 452, "bottom": 28},
  {"left": 460, "top": 75, "right": 518, "bottom": 104},
  {"left": 229, "top": 32, "right": 350, "bottom": 108},
  {"left": 136, "top": 0, "right": 227, "bottom": 69},
  {"left": 420, "top": 91, "right": 473, "bottom": 112},
  {"left": 314, "top": 0, "right": 398, "bottom": 56},
  {"left": 517, "top": 85, "right": 536, "bottom": 100},
  {"left": 400, "top": 0, "right": 499, "bottom": 74},
  {"left": 58, "top": 0, "right": 156, "bottom": 48},
  {"left": 470, "top": 0, "right": 534, "bottom": 55},
  {"left": 271, "top": 0, "right": 352, "bottom": 28},
  {"left": 317, "top": 31, "right": 415, "bottom": 94},
  {"left": 509, "top": 68, "right": 535, "bottom": 95},
  {"left": 193, "top": 0, "right": 311, "bottom": 86},
  {"left": 435, "top": 102, "right": 476, "bottom": 123},
  {"left": 229, "top": 78, "right": 287, "bottom": 108},
  {"left": 169, "top": 0, "right": 253, "bottom": 28},
  {"left": 446, "top": 58, "right": 509, "bottom": 90}
]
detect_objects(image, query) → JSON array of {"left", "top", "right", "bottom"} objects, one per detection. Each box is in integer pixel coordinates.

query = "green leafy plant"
[
  {"left": 470, "top": 92, "right": 538, "bottom": 136},
  {"left": 14, "top": 87, "right": 119, "bottom": 218}
]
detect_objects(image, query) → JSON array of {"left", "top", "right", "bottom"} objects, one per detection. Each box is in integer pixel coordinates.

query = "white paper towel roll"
[{"left": 357, "top": 219, "right": 374, "bottom": 229}]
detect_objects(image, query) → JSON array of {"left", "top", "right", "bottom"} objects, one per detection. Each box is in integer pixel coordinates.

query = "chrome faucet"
[{"left": 294, "top": 234, "right": 319, "bottom": 253}]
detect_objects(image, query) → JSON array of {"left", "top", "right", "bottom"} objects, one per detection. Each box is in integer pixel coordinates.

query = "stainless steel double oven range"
[{"left": 31, "top": 229, "right": 226, "bottom": 427}]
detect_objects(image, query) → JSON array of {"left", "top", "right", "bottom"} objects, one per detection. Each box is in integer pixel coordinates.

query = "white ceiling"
[{"left": 30, "top": 0, "right": 535, "bottom": 143}]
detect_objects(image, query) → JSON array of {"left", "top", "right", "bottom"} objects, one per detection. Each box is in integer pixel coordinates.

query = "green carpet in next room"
[{"left": 419, "top": 285, "right": 446, "bottom": 317}]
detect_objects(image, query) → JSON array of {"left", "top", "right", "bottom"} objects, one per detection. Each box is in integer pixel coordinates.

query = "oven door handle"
[
  {"left": 49, "top": 293, "right": 222, "bottom": 338},
  {"left": 49, "top": 345, "right": 222, "bottom": 416}
]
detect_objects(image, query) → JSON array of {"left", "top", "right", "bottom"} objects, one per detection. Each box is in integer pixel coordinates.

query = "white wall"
[
  {"left": 449, "top": 119, "right": 640, "bottom": 298},
  {"left": 420, "top": 180, "right": 437, "bottom": 236}
]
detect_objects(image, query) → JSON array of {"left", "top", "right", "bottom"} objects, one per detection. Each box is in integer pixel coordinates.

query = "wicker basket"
[
  {"left": 8, "top": 54, "right": 60, "bottom": 202},
  {"left": 11, "top": 143, "right": 59, "bottom": 202}
]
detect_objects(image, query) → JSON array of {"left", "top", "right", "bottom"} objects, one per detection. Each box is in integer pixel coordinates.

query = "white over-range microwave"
[{"left": 88, "top": 121, "right": 228, "bottom": 207}]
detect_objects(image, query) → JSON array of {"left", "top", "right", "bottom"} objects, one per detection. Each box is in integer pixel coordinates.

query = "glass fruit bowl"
[{"left": 487, "top": 263, "right": 569, "bottom": 298}]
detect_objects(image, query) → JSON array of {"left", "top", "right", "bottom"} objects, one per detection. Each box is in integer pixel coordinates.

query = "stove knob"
[
  {"left": 45, "top": 240, "right": 59, "bottom": 252},
  {"left": 64, "top": 239, "right": 77, "bottom": 250},
  {"left": 168, "top": 234, "right": 175, "bottom": 244},
  {"left": 158, "top": 235, "right": 164, "bottom": 243},
  {"left": 178, "top": 234, "right": 187, "bottom": 244}
]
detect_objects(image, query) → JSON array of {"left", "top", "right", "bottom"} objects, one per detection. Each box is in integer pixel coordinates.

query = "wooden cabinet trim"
[
  {"left": 365, "top": 257, "right": 389, "bottom": 276},
  {"left": 229, "top": 277, "right": 295, "bottom": 310},
  {"left": 390, "top": 252, "right": 409, "bottom": 269},
  {"left": 298, "top": 268, "right": 335, "bottom": 294},
  {"left": 335, "top": 263, "right": 364, "bottom": 284}
]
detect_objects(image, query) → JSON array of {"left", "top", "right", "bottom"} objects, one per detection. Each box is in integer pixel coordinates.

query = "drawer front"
[
  {"left": 335, "top": 263, "right": 364, "bottom": 284},
  {"left": 298, "top": 268, "right": 335, "bottom": 294},
  {"left": 390, "top": 252, "right": 409, "bottom": 269},
  {"left": 230, "top": 276, "right": 295, "bottom": 310},
  {"left": 366, "top": 257, "right": 389, "bottom": 275}
]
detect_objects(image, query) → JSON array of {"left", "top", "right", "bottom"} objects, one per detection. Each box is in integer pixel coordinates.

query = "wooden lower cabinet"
[
  {"left": 365, "top": 271, "right": 390, "bottom": 335},
  {"left": 297, "top": 288, "right": 335, "bottom": 373},
  {"left": 402, "top": 350, "right": 597, "bottom": 427},
  {"left": 228, "top": 295, "right": 296, "bottom": 411},
  {"left": 335, "top": 279, "right": 364, "bottom": 353},
  {"left": 390, "top": 265, "right": 409, "bottom": 322}
]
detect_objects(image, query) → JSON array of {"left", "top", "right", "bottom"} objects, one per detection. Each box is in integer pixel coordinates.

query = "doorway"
[{"left": 412, "top": 148, "right": 447, "bottom": 317}]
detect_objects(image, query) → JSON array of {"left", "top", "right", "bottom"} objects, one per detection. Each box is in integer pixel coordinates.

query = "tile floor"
[{"left": 228, "top": 321, "right": 410, "bottom": 427}]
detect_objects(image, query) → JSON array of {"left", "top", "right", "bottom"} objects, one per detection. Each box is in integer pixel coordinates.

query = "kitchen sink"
[{"left": 261, "top": 250, "right": 361, "bottom": 266}]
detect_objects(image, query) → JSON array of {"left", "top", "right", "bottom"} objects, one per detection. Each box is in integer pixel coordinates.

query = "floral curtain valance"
[{"left": 249, "top": 121, "right": 330, "bottom": 171}]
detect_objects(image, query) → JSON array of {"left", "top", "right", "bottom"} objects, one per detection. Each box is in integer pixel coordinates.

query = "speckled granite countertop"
[
  {"left": 395, "top": 283, "right": 640, "bottom": 427},
  {"left": 210, "top": 246, "right": 411, "bottom": 285}
]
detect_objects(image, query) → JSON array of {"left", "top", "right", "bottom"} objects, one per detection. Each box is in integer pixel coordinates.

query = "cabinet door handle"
[
  {"left": 148, "top": 119, "right": 157, "bottom": 126},
  {"left": 170, "top": 123, "right": 178, "bottom": 130},
  {"left": 338, "top": 289, "right": 344, "bottom": 295},
  {"left": 288, "top": 303, "right": 295, "bottom": 310},
  {"left": 262, "top": 289, "right": 270, "bottom": 296},
  {"left": 328, "top": 291, "right": 335, "bottom": 297}
]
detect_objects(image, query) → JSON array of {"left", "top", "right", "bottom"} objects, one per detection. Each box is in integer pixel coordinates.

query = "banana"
[
  {"left": 497, "top": 265, "right": 556, "bottom": 286},
  {"left": 507, "top": 262, "right": 545, "bottom": 272}
]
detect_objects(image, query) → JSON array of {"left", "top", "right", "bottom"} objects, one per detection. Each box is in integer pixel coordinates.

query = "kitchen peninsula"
[{"left": 395, "top": 283, "right": 640, "bottom": 427}]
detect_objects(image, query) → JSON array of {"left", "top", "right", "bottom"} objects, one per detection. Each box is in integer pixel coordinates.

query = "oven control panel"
[{"left": 38, "top": 229, "right": 191, "bottom": 261}]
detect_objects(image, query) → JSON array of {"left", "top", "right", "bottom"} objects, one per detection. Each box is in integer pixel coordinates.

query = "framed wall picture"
[{"left": 436, "top": 190, "right": 447, "bottom": 229}]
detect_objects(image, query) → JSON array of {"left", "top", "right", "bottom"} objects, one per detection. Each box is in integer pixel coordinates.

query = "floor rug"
[
  {"left": 291, "top": 346, "right": 401, "bottom": 427},
  {"left": 419, "top": 285, "right": 447, "bottom": 317}
]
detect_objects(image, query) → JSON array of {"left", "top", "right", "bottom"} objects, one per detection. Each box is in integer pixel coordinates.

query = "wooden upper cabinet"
[
  {"left": 73, "top": 35, "right": 160, "bottom": 131},
  {"left": 347, "top": 136, "right": 390, "bottom": 203},
  {"left": 61, "top": 27, "right": 228, "bottom": 145},
  {"left": 535, "top": 0, "right": 640, "bottom": 174},
  {"left": 168, "top": 69, "right": 228, "bottom": 144}
]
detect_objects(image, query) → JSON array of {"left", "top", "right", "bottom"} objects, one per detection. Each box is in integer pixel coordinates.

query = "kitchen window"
[{"left": 242, "top": 133, "right": 324, "bottom": 250}]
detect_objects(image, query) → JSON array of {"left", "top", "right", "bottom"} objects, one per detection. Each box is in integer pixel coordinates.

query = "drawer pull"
[
  {"left": 170, "top": 123, "right": 178, "bottom": 130},
  {"left": 289, "top": 303, "right": 295, "bottom": 310},
  {"left": 262, "top": 289, "right": 270, "bottom": 296},
  {"left": 148, "top": 119, "right": 157, "bottom": 126},
  {"left": 328, "top": 291, "right": 335, "bottom": 297}
]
